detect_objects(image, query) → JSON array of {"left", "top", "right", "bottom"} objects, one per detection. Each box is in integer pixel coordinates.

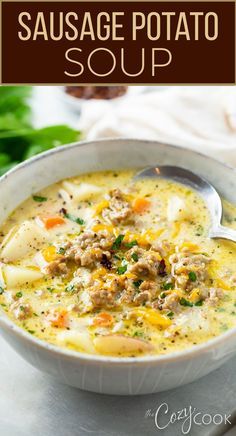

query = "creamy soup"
[{"left": 0, "top": 170, "right": 236, "bottom": 357}]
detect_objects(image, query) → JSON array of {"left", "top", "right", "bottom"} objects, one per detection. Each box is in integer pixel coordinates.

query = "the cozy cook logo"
[{"left": 145, "top": 403, "right": 231, "bottom": 434}]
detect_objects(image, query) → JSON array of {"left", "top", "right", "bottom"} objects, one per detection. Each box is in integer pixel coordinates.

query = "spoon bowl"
[{"left": 134, "top": 165, "right": 236, "bottom": 242}]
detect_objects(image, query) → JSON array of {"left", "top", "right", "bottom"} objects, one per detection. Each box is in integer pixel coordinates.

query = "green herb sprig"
[{"left": 0, "top": 87, "right": 80, "bottom": 175}]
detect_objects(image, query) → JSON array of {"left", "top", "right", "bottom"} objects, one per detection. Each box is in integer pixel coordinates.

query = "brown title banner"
[{"left": 1, "top": 1, "right": 236, "bottom": 84}]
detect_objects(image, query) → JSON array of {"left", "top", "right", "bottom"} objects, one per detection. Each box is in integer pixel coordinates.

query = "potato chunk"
[
  {"left": 2, "top": 265, "right": 43, "bottom": 288},
  {"left": 93, "top": 334, "right": 154, "bottom": 355},
  {"left": 1, "top": 221, "right": 48, "bottom": 262},
  {"left": 62, "top": 181, "right": 102, "bottom": 201},
  {"left": 58, "top": 331, "right": 95, "bottom": 353}
]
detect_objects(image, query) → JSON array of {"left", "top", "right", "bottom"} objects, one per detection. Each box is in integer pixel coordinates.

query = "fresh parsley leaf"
[
  {"left": 133, "top": 280, "right": 143, "bottom": 289},
  {"left": 221, "top": 323, "right": 229, "bottom": 332},
  {"left": 195, "top": 224, "right": 204, "bottom": 236},
  {"left": 162, "top": 282, "right": 174, "bottom": 290},
  {"left": 64, "top": 213, "right": 85, "bottom": 225},
  {"left": 57, "top": 247, "right": 66, "bottom": 255},
  {"left": 0, "top": 162, "right": 19, "bottom": 176},
  {"left": 32, "top": 195, "right": 48, "bottom": 203},
  {"left": 160, "top": 292, "right": 166, "bottom": 299},
  {"left": 195, "top": 300, "right": 203, "bottom": 306},
  {"left": 217, "top": 307, "right": 226, "bottom": 312},
  {"left": 131, "top": 253, "right": 138, "bottom": 262},
  {"left": 65, "top": 284, "right": 75, "bottom": 293},
  {"left": 0, "top": 286, "right": 4, "bottom": 295},
  {"left": 188, "top": 271, "right": 197, "bottom": 282},
  {"left": 180, "top": 298, "right": 193, "bottom": 307},
  {"left": 125, "top": 240, "right": 138, "bottom": 249},
  {"left": 133, "top": 331, "right": 144, "bottom": 338},
  {"left": 15, "top": 291, "right": 23, "bottom": 298},
  {"left": 0, "top": 87, "right": 80, "bottom": 174},
  {"left": 117, "top": 265, "right": 127, "bottom": 275},
  {"left": 27, "top": 330, "right": 35, "bottom": 335},
  {"left": 167, "top": 311, "right": 174, "bottom": 318},
  {"left": 112, "top": 234, "right": 125, "bottom": 250},
  {"left": 0, "top": 153, "right": 10, "bottom": 166}
]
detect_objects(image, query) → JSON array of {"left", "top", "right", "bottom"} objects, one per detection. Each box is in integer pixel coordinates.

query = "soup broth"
[{"left": 0, "top": 170, "right": 235, "bottom": 357}]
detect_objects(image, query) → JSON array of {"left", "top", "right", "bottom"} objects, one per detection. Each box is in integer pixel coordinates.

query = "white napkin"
[{"left": 79, "top": 86, "right": 236, "bottom": 166}]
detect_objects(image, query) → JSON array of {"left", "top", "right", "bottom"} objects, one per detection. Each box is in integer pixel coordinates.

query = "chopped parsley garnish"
[
  {"left": 195, "top": 300, "right": 203, "bottom": 306},
  {"left": 64, "top": 213, "right": 85, "bottom": 225},
  {"left": 188, "top": 271, "right": 197, "bottom": 282},
  {"left": 0, "top": 286, "right": 4, "bottom": 295},
  {"left": 133, "top": 280, "right": 143, "bottom": 289},
  {"left": 131, "top": 253, "right": 138, "bottom": 262},
  {"left": 47, "top": 287, "right": 54, "bottom": 293},
  {"left": 32, "top": 195, "right": 48, "bottom": 202},
  {"left": 160, "top": 292, "right": 166, "bottom": 299},
  {"left": 167, "top": 311, "right": 174, "bottom": 318},
  {"left": 15, "top": 291, "right": 23, "bottom": 298},
  {"left": 112, "top": 234, "right": 125, "bottom": 250},
  {"left": 133, "top": 331, "right": 144, "bottom": 338},
  {"left": 221, "top": 323, "right": 229, "bottom": 332},
  {"left": 162, "top": 282, "right": 174, "bottom": 290},
  {"left": 57, "top": 247, "right": 65, "bottom": 255},
  {"left": 27, "top": 330, "right": 35, "bottom": 335},
  {"left": 180, "top": 298, "right": 193, "bottom": 307},
  {"left": 117, "top": 260, "right": 127, "bottom": 276},
  {"left": 195, "top": 224, "right": 204, "bottom": 236},
  {"left": 217, "top": 307, "right": 226, "bottom": 313},
  {"left": 180, "top": 298, "right": 202, "bottom": 307},
  {"left": 125, "top": 240, "right": 138, "bottom": 249},
  {"left": 65, "top": 284, "right": 75, "bottom": 292}
]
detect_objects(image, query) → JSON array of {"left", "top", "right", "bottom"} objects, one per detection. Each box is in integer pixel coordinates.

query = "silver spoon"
[{"left": 134, "top": 165, "right": 236, "bottom": 243}]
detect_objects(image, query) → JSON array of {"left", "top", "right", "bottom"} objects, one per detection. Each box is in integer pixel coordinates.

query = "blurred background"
[{"left": 0, "top": 85, "right": 235, "bottom": 177}]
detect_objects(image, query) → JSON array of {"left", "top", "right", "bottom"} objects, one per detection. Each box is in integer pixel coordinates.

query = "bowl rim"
[{"left": 0, "top": 137, "right": 236, "bottom": 365}]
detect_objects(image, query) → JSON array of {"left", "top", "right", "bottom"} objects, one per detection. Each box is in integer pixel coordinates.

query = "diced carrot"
[
  {"left": 42, "top": 216, "right": 65, "bottom": 229},
  {"left": 133, "top": 198, "right": 151, "bottom": 213},
  {"left": 93, "top": 312, "right": 114, "bottom": 327},
  {"left": 49, "top": 310, "right": 68, "bottom": 328}
]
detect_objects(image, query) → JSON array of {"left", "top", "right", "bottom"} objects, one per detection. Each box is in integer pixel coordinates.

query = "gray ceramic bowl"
[{"left": 0, "top": 138, "right": 235, "bottom": 395}]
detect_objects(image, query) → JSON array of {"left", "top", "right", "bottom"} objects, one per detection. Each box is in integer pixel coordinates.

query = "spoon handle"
[{"left": 210, "top": 225, "right": 236, "bottom": 243}]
